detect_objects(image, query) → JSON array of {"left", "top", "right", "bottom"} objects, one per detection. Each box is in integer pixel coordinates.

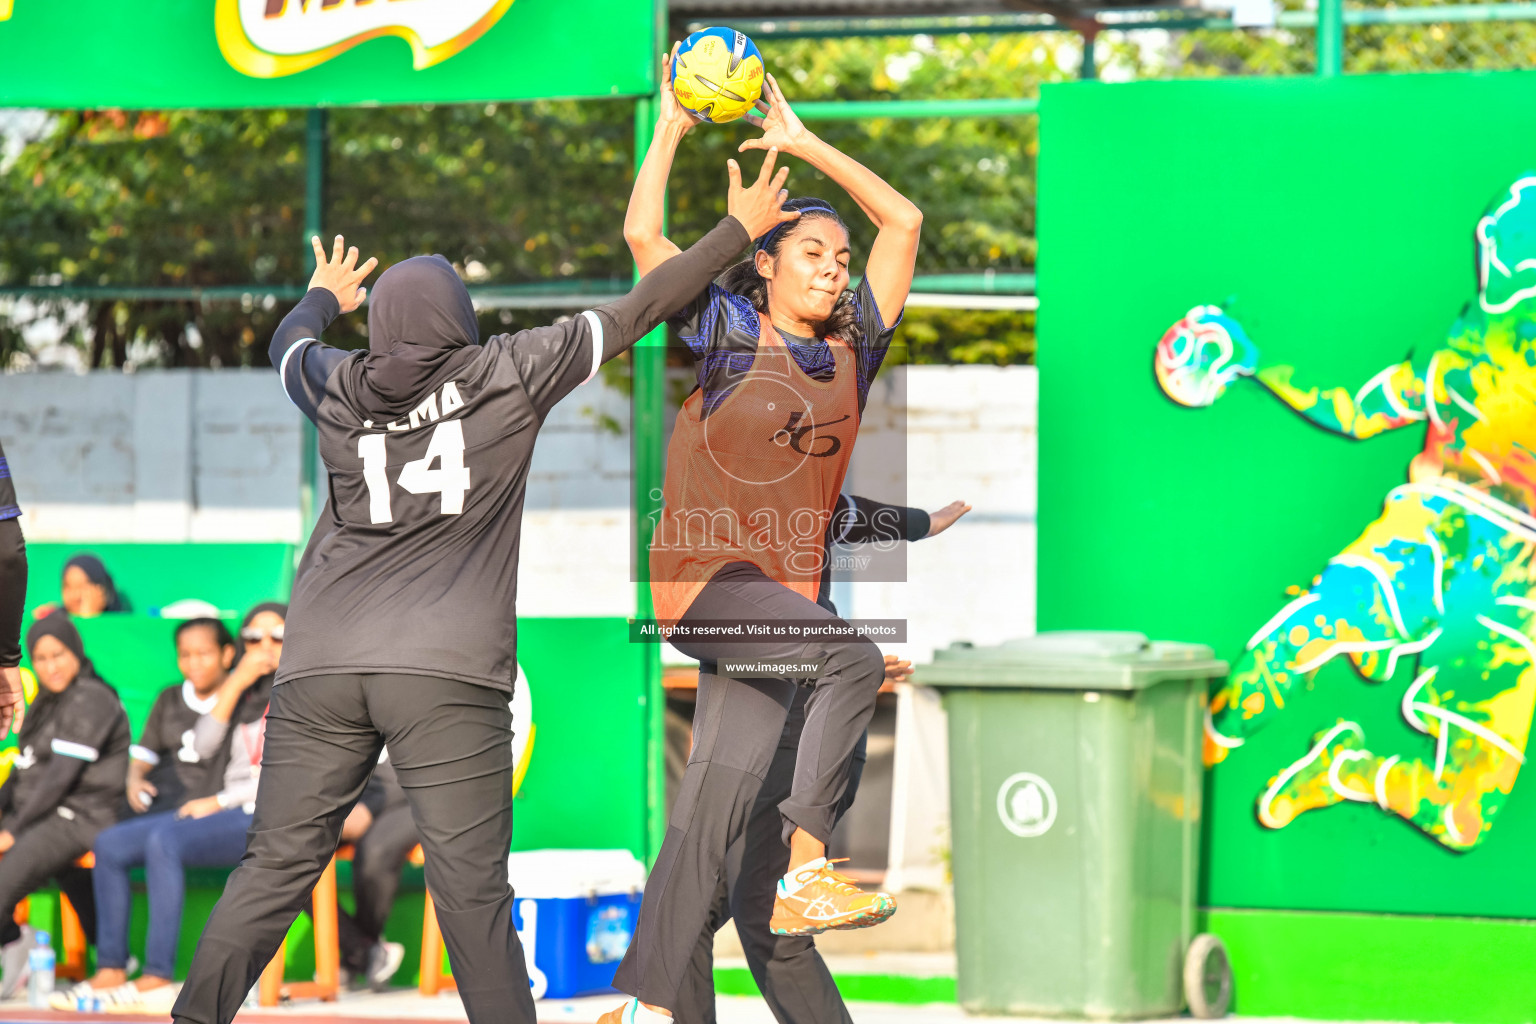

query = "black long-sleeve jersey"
[
  {"left": 0, "top": 677, "right": 130, "bottom": 834},
  {"left": 271, "top": 217, "right": 752, "bottom": 691}
]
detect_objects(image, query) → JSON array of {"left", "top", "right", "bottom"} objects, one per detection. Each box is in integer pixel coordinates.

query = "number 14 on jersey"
[{"left": 358, "top": 420, "right": 471, "bottom": 525}]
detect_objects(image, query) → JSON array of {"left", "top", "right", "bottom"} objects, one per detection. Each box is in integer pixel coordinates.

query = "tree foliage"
[{"left": 4, "top": 16, "right": 1522, "bottom": 370}]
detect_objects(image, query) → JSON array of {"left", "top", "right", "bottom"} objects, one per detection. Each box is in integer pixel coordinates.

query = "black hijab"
[
  {"left": 25, "top": 610, "right": 102, "bottom": 689},
  {"left": 345, "top": 255, "right": 481, "bottom": 421},
  {"left": 64, "top": 553, "right": 127, "bottom": 613}
]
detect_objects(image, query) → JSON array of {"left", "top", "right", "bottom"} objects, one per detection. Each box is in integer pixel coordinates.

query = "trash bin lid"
[{"left": 916, "top": 630, "right": 1228, "bottom": 691}]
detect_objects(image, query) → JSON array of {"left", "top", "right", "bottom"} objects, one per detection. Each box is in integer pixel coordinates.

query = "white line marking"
[
  {"left": 1374, "top": 755, "right": 1400, "bottom": 809},
  {"left": 1408, "top": 477, "right": 1536, "bottom": 536},
  {"left": 1401, "top": 667, "right": 1437, "bottom": 734},
  {"left": 1467, "top": 448, "right": 1503, "bottom": 486},
  {"left": 1425, "top": 354, "right": 1443, "bottom": 427},
  {"left": 1247, "top": 593, "right": 1321, "bottom": 651},
  {"left": 1477, "top": 613, "right": 1536, "bottom": 671},
  {"left": 1328, "top": 554, "right": 1410, "bottom": 638},
  {"left": 1477, "top": 176, "right": 1536, "bottom": 314},
  {"left": 1447, "top": 385, "right": 1487, "bottom": 424},
  {"left": 50, "top": 739, "right": 99, "bottom": 762},
  {"left": 1385, "top": 628, "right": 1442, "bottom": 679},
  {"left": 1426, "top": 528, "right": 1446, "bottom": 615},
  {"left": 1443, "top": 803, "right": 1468, "bottom": 846},
  {"left": 1496, "top": 595, "right": 1536, "bottom": 614},
  {"left": 277, "top": 338, "right": 315, "bottom": 409},
  {"left": 1415, "top": 702, "right": 1526, "bottom": 765},
  {"left": 1205, "top": 708, "right": 1244, "bottom": 749},
  {"left": 579, "top": 310, "right": 604, "bottom": 386},
  {"left": 1291, "top": 639, "right": 1397, "bottom": 676},
  {"left": 1258, "top": 721, "right": 1363, "bottom": 829},
  {"left": 1328, "top": 750, "right": 1374, "bottom": 803}
]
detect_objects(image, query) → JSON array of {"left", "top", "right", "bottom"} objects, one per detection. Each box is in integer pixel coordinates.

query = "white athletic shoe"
[
  {"left": 366, "top": 941, "right": 406, "bottom": 989},
  {"left": 0, "top": 924, "right": 33, "bottom": 1001}
]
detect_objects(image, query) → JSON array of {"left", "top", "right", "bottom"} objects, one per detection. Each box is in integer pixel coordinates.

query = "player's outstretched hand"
[
  {"left": 726, "top": 147, "right": 799, "bottom": 241},
  {"left": 0, "top": 666, "right": 22, "bottom": 741},
  {"left": 883, "top": 655, "right": 914, "bottom": 683},
  {"left": 742, "top": 73, "right": 815, "bottom": 158},
  {"left": 658, "top": 44, "right": 702, "bottom": 135},
  {"left": 309, "top": 234, "right": 379, "bottom": 315},
  {"left": 926, "top": 500, "right": 973, "bottom": 538}
]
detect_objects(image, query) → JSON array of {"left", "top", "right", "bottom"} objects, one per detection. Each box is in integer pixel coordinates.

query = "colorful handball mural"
[{"left": 1154, "top": 174, "right": 1536, "bottom": 852}]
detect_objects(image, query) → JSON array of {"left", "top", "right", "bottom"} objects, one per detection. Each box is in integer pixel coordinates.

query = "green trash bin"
[{"left": 919, "top": 631, "right": 1232, "bottom": 1019}]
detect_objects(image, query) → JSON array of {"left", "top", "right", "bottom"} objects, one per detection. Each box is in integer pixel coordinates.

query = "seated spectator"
[
  {"left": 0, "top": 614, "right": 130, "bottom": 998},
  {"left": 60, "top": 703, "right": 267, "bottom": 1012},
  {"left": 189, "top": 603, "right": 286, "bottom": 763},
  {"left": 58, "top": 614, "right": 268, "bottom": 1013},
  {"left": 59, "top": 555, "right": 127, "bottom": 619},
  {"left": 179, "top": 602, "right": 394, "bottom": 991},
  {"left": 126, "top": 619, "right": 236, "bottom": 815}
]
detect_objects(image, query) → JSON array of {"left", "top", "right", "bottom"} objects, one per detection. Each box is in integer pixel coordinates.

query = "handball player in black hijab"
[{"left": 172, "top": 153, "right": 802, "bottom": 1024}]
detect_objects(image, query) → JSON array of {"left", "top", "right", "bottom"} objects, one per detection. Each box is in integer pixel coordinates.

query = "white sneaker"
[
  {"left": 0, "top": 924, "right": 33, "bottom": 1001},
  {"left": 365, "top": 941, "right": 405, "bottom": 989}
]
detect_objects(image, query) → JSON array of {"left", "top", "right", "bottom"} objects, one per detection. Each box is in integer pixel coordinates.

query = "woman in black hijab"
[
  {"left": 60, "top": 554, "right": 127, "bottom": 618},
  {"left": 0, "top": 614, "right": 130, "bottom": 995}
]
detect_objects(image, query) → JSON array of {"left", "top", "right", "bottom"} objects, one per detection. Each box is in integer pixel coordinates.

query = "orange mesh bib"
[{"left": 651, "top": 315, "right": 860, "bottom": 622}]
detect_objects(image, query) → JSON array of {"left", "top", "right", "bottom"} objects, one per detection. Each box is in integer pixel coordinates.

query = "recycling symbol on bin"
[{"left": 997, "top": 772, "right": 1057, "bottom": 838}]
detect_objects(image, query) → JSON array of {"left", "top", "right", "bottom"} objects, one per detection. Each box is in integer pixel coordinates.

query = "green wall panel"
[
  {"left": 1037, "top": 71, "right": 1536, "bottom": 918},
  {"left": 1206, "top": 907, "right": 1536, "bottom": 1024},
  {"left": 23, "top": 542, "right": 295, "bottom": 622}
]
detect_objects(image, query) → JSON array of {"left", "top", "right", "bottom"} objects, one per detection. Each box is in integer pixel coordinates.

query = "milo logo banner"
[
  {"left": 217, "top": 0, "right": 516, "bottom": 79},
  {"left": 0, "top": 0, "right": 653, "bottom": 107}
]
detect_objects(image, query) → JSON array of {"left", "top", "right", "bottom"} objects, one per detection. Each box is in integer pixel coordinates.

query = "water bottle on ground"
[{"left": 26, "top": 931, "right": 53, "bottom": 1009}]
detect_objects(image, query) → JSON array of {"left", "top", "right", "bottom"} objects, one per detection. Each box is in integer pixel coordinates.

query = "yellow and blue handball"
[{"left": 673, "top": 27, "right": 764, "bottom": 124}]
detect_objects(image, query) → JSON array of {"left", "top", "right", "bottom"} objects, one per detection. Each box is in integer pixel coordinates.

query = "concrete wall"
[
  {"left": 0, "top": 365, "right": 1038, "bottom": 656},
  {"left": 0, "top": 371, "right": 302, "bottom": 542},
  {"left": 849, "top": 365, "right": 1037, "bottom": 663}
]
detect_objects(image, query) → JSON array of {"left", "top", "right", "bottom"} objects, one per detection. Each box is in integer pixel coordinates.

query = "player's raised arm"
[
  {"left": 741, "top": 73, "right": 922, "bottom": 323},
  {"left": 271, "top": 234, "right": 378, "bottom": 420},
  {"left": 623, "top": 45, "right": 700, "bottom": 276},
  {"left": 598, "top": 150, "right": 798, "bottom": 363},
  {"left": 504, "top": 153, "right": 798, "bottom": 418}
]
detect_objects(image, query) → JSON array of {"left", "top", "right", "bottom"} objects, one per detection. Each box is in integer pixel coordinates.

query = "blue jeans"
[{"left": 93, "top": 808, "right": 253, "bottom": 979}]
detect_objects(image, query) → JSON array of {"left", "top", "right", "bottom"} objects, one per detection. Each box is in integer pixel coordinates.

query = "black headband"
[{"left": 755, "top": 204, "right": 839, "bottom": 254}]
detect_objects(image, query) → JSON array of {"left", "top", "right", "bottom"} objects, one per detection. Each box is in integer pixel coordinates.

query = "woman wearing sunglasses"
[
  {"left": 55, "top": 604, "right": 287, "bottom": 1013},
  {"left": 193, "top": 602, "right": 288, "bottom": 752}
]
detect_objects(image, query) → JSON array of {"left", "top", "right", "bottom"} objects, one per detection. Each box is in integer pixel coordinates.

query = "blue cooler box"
[{"left": 508, "top": 849, "right": 647, "bottom": 1000}]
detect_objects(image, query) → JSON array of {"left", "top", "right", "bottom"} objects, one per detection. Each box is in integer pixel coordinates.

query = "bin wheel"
[{"left": 1184, "top": 932, "right": 1232, "bottom": 1019}]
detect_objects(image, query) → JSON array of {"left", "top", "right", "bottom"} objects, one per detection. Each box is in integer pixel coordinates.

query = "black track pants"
[
  {"left": 171, "top": 674, "right": 533, "bottom": 1024},
  {"left": 338, "top": 798, "right": 419, "bottom": 974},
  {"left": 672, "top": 688, "right": 867, "bottom": 1024},
  {"left": 614, "top": 562, "right": 884, "bottom": 1008},
  {"left": 0, "top": 813, "right": 98, "bottom": 947}
]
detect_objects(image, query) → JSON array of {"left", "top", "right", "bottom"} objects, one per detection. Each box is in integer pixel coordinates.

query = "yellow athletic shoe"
[
  {"left": 596, "top": 999, "right": 666, "bottom": 1023},
  {"left": 769, "top": 858, "right": 897, "bottom": 936}
]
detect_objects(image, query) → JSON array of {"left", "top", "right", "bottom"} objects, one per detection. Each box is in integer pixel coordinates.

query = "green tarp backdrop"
[
  {"left": 0, "top": 0, "right": 655, "bottom": 109},
  {"left": 1037, "top": 70, "right": 1536, "bottom": 920}
]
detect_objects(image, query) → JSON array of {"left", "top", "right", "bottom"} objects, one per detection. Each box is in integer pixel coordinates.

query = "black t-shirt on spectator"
[{"left": 132, "top": 682, "right": 223, "bottom": 810}]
